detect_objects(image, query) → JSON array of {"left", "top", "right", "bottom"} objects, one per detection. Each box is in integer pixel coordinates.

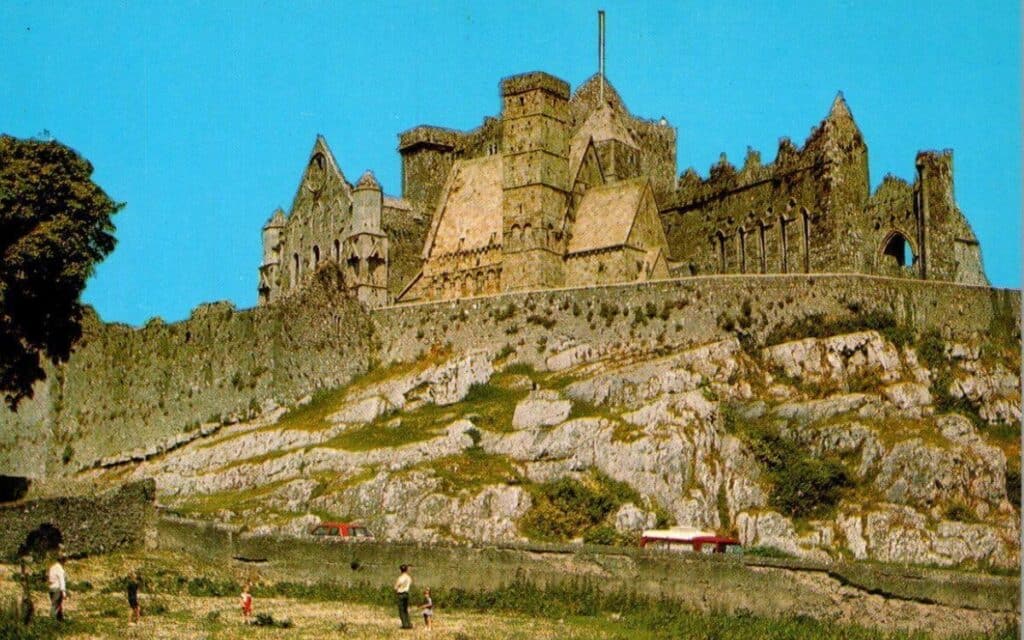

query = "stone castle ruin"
[{"left": 257, "top": 66, "right": 987, "bottom": 308}]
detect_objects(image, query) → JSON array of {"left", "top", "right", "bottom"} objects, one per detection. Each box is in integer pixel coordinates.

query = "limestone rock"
[
  {"left": 614, "top": 503, "right": 656, "bottom": 533},
  {"left": 512, "top": 390, "right": 572, "bottom": 429}
]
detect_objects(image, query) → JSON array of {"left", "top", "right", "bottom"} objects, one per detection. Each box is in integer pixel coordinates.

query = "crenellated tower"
[{"left": 500, "top": 72, "right": 571, "bottom": 291}]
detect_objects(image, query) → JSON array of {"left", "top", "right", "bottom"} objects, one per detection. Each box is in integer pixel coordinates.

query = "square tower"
[{"left": 500, "top": 72, "right": 571, "bottom": 291}]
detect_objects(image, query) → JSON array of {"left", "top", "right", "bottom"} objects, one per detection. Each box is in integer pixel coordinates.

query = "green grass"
[
  {"left": 172, "top": 479, "right": 293, "bottom": 517},
  {"left": 403, "top": 448, "right": 522, "bottom": 495}
]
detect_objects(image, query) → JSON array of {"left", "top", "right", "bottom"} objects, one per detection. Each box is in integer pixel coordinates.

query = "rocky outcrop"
[{"left": 82, "top": 331, "right": 1020, "bottom": 570}]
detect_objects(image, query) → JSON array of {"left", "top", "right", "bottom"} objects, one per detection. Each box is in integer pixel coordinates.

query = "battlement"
[
  {"left": 500, "top": 71, "right": 571, "bottom": 99},
  {"left": 398, "top": 126, "right": 462, "bottom": 152}
]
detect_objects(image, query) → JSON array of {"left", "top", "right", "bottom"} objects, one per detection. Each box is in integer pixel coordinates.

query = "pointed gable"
[
  {"left": 567, "top": 180, "right": 644, "bottom": 254},
  {"left": 288, "top": 135, "right": 353, "bottom": 220},
  {"left": 422, "top": 155, "right": 503, "bottom": 259}
]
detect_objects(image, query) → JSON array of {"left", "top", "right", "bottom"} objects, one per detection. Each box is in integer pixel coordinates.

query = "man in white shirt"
[
  {"left": 394, "top": 564, "right": 412, "bottom": 629},
  {"left": 47, "top": 553, "right": 67, "bottom": 621}
]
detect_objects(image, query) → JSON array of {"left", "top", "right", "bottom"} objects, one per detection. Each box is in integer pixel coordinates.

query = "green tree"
[{"left": 0, "top": 135, "right": 122, "bottom": 409}]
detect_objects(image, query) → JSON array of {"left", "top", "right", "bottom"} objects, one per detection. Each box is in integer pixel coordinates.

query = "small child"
[
  {"left": 127, "top": 571, "right": 141, "bottom": 624},
  {"left": 239, "top": 583, "right": 253, "bottom": 624},
  {"left": 420, "top": 588, "right": 433, "bottom": 628}
]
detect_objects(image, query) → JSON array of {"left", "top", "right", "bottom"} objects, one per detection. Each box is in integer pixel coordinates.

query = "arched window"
[
  {"left": 292, "top": 253, "right": 300, "bottom": 287},
  {"left": 312, "top": 245, "right": 321, "bottom": 270},
  {"left": 333, "top": 239, "right": 340, "bottom": 262},
  {"left": 881, "top": 232, "right": 916, "bottom": 269},
  {"left": 800, "top": 208, "right": 811, "bottom": 273},
  {"left": 716, "top": 231, "right": 727, "bottom": 273},
  {"left": 778, "top": 216, "right": 790, "bottom": 274},
  {"left": 738, "top": 228, "right": 747, "bottom": 274},
  {"left": 758, "top": 223, "right": 768, "bottom": 273}
]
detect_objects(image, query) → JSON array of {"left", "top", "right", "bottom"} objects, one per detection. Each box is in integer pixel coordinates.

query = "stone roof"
[
  {"left": 578, "top": 103, "right": 638, "bottom": 148},
  {"left": 424, "top": 155, "right": 503, "bottom": 258},
  {"left": 567, "top": 179, "right": 646, "bottom": 254},
  {"left": 356, "top": 169, "right": 380, "bottom": 189}
]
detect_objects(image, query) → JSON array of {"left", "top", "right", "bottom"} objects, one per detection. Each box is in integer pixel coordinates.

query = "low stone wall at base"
[
  {"left": 0, "top": 480, "right": 156, "bottom": 560},
  {"left": 158, "top": 516, "right": 1018, "bottom": 637}
]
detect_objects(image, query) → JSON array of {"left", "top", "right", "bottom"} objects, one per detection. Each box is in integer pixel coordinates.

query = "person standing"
[
  {"left": 47, "top": 553, "right": 67, "bottom": 621},
  {"left": 420, "top": 587, "right": 434, "bottom": 629},
  {"left": 127, "top": 571, "right": 142, "bottom": 624},
  {"left": 394, "top": 564, "right": 413, "bottom": 630},
  {"left": 239, "top": 583, "right": 254, "bottom": 625}
]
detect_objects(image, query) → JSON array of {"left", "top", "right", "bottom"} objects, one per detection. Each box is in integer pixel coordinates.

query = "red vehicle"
[
  {"left": 309, "top": 522, "right": 374, "bottom": 541},
  {"left": 640, "top": 526, "right": 742, "bottom": 554}
]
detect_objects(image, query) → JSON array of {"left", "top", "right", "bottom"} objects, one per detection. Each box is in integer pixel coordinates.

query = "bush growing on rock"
[{"left": 519, "top": 471, "right": 641, "bottom": 544}]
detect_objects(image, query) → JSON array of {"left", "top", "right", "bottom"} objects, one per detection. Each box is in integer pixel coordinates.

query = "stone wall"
[
  {"left": 375, "top": 273, "right": 1020, "bottom": 368},
  {"left": 157, "top": 516, "right": 1018, "bottom": 636},
  {"left": 0, "top": 480, "right": 156, "bottom": 560},
  {"left": 0, "top": 269, "right": 376, "bottom": 477},
  {"left": 1, "top": 272, "right": 1017, "bottom": 481}
]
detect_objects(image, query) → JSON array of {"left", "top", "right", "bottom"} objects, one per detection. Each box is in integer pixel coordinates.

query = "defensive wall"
[
  {"left": 0, "top": 269, "right": 375, "bottom": 477},
  {"left": 0, "top": 480, "right": 156, "bottom": 560},
  {"left": 0, "top": 272, "right": 1018, "bottom": 479},
  {"left": 375, "top": 273, "right": 1020, "bottom": 366},
  {"left": 158, "top": 515, "right": 1018, "bottom": 636}
]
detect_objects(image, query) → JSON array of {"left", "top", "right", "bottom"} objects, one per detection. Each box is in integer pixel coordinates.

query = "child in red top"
[{"left": 239, "top": 584, "right": 253, "bottom": 624}]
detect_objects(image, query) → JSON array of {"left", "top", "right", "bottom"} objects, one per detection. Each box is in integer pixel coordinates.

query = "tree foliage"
[{"left": 0, "top": 135, "right": 122, "bottom": 409}]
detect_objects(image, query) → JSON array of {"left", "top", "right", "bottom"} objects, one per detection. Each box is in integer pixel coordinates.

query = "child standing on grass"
[
  {"left": 240, "top": 583, "right": 253, "bottom": 624},
  {"left": 127, "top": 571, "right": 141, "bottom": 625},
  {"left": 421, "top": 588, "right": 433, "bottom": 629}
]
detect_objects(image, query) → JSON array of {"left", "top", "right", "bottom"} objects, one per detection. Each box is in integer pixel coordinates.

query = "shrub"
[
  {"left": 770, "top": 458, "right": 851, "bottom": 519},
  {"left": 1006, "top": 467, "right": 1021, "bottom": 508},
  {"left": 520, "top": 471, "right": 639, "bottom": 544},
  {"left": 944, "top": 502, "right": 974, "bottom": 522}
]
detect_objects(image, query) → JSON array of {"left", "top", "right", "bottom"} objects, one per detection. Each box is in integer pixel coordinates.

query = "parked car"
[
  {"left": 640, "top": 526, "right": 741, "bottom": 554},
  {"left": 309, "top": 522, "right": 375, "bottom": 541}
]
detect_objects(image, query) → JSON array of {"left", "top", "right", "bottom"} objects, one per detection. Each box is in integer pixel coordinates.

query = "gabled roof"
[
  {"left": 288, "top": 135, "right": 352, "bottom": 216},
  {"left": 578, "top": 103, "right": 638, "bottom": 149},
  {"left": 422, "top": 155, "right": 503, "bottom": 259},
  {"left": 567, "top": 179, "right": 649, "bottom": 254}
]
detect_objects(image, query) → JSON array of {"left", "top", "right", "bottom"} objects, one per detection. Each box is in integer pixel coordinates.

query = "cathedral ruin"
[{"left": 257, "top": 53, "right": 987, "bottom": 308}]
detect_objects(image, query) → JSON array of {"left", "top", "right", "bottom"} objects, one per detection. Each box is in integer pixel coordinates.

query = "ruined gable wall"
[
  {"left": 278, "top": 163, "right": 353, "bottom": 295},
  {"left": 661, "top": 147, "right": 830, "bottom": 276},
  {"left": 865, "top": 176, "right": 921, "bottom": 277},
  {"left": 0, "top": 270, "right": 375, "bottom": 477}
]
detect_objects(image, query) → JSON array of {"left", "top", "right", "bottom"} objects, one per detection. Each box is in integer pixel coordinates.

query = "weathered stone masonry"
[
  {"left": 0, "top": 479, "right": 156, "bottom": 560},
  {"left": 1, "top": 272, "right": 1017, "bottom": 478},
  {"left": 257, "top": 68, "right": 987, "bottom": 309}
]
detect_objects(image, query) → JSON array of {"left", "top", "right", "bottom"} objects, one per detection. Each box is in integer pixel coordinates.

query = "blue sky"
[{"left": 1, "top": 1, "right": 1020, "bottom": 325}]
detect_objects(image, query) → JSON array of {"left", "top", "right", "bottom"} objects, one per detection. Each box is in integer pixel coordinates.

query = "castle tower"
[
  {"left": 258, "top": 208, "right": 286, "bottom": 305},
  {"left": 915, "top": 150, "right": 986, "bottom": 285},
  {"left": 343, "top": 170, "right": 390, "bottom": 307},
  {"left": 398, "top": 127, "right": 459, "bottom": 216},
  {"left": 500, "top": 71, "right": 571, "bottom": 291}
]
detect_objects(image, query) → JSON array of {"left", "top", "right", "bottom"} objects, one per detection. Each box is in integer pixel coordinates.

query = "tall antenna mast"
[{"left": 598, "top": 10, "right": 606, "bottom": 102}]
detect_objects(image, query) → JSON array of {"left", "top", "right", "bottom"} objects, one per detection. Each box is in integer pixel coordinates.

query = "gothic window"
[
  {"left": 716, "top": 231, "right": 727, "bottom": 273},
  {"left": 292, "top": 253, "right": 300, "bottom": 288},
  {"left": 738, "top": 228, "right": 747, "bottom": 274},
  {"left": 800, "top": 208, "right": 811, "bottom": 273},
  {"left": 334, "top": 239, "right": 340, "bottom": 262},
  {"left": 881, "top": 232, "right": 916, "bottom": 269},
  {"left": 778, "top": 216, "right": 789, "bottom": 274},
  {"left": 313, "top": 245, "right": 321, "bottom": 270},
  {"left": 758, "top": 223, "right": 768, "bottom": 273}
]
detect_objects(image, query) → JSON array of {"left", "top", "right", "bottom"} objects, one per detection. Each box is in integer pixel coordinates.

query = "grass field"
[{"left": 0, "top": 550, "right": 1015, "bottom": 640}]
